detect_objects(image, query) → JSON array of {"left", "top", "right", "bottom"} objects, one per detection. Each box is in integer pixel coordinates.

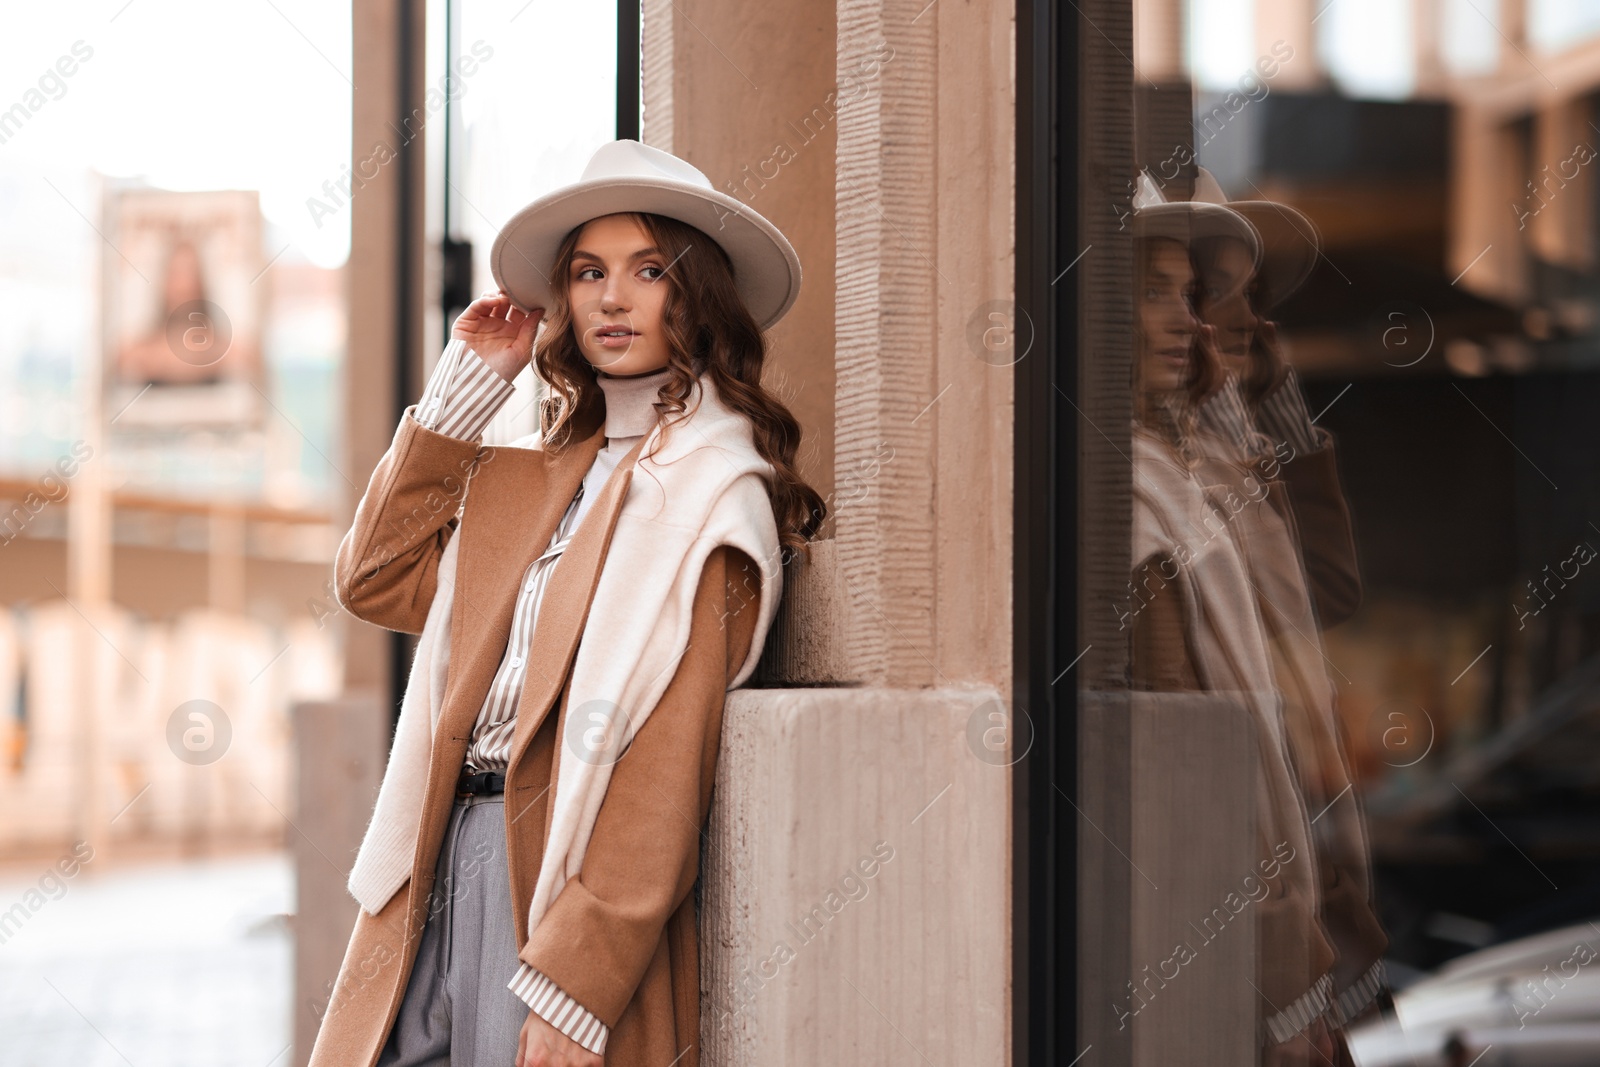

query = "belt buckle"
[{"left": 457, "top": 770, "right": 500, "bottom": 797}]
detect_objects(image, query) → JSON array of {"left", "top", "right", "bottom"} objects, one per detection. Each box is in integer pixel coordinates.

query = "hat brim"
[
  {"left": 1224, "top": 201, "right": 1321, "bottom": 309},
  {"left": 1132, "top": 201, "right": 1262, "bottom": 263},
  {"left": 489, "top": 178, "right": 803, "bottom": 331}
]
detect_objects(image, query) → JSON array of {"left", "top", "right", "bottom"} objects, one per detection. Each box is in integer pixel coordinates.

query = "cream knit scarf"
[{"left": 345, "top": 370, "right": 783, "bottom": 942}]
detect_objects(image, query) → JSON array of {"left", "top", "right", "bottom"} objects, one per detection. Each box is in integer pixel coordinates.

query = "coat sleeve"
[
  {"left": 333, "top": 405, "right": 488, "bottom": 635},
  {"left": 1277, "top": 442, "right": 1363, "bottom": 628},
  {"left": 1129, "top": 551, "right": 1203, "bottom": 691},
  {"left": 515, "top": 543, "right": 764, "bottom": 1027}
]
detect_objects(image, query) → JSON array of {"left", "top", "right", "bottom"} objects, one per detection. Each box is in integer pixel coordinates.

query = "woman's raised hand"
[
  {"left": 451, "top": 290, "right": 544, "bottom": 383},
  {"left": 1192, "top": 323, "right": 1229, "bottom": 401}
]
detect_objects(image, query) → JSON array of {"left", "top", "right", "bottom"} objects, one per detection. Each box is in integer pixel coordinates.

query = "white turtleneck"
[{"left": 569, "top": 362, "right": 672, "bottom": 531}]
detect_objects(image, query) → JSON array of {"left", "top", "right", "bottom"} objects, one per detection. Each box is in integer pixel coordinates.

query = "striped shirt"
[
  {"left": 413, "top": 337, "right": 669, "bottom": 1056},
  {"left": 460, "top": 474, "right": 587, "bottom": 774}
]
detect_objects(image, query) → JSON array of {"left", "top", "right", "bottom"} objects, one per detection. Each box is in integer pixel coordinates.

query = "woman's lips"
[{"left": 593, "top": 327, "right": 639, "bottom": 349}]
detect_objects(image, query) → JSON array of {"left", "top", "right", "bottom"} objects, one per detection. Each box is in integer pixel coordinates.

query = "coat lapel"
[
  {"left": 439, "top": 407, "right": 604, "bottom": 744},
  {"left": 504, "top": 432, "right": 649, "bottom": 773}
]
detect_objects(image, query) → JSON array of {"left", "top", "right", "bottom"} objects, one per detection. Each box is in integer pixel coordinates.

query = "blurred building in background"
[{"left": 0, "top": 168, "right": 345, "bottom": 861}]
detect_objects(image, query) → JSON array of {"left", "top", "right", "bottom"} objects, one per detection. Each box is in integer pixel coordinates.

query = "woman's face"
[
  {"left": 1194, "top": 237, "right": 1259, "bottom": 376},
  {"left": 1137, "top": 238, "right": 1200, "bottom": 395},
  {"left": 566, "top": 213, "right": 673, "bottom": 376}
]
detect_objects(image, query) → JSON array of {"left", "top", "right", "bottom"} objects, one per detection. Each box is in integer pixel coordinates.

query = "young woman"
[
  {"left": 1186, "top": 166, "right": 1362, "bottom": 627},
  {"left": 311, "top": 140, "right": 824, "bottom": 1067},
  {"left": 1126, "top": 182, "right": 1341, "bottom": 1065},
  {"left": 1185, "top": 171, "right": 1389, "bottom": 1063}
]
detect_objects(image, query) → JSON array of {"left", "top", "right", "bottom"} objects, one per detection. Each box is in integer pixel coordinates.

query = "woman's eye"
[
  {"left": 576, "top": 267, "right": 602, "bottom": 281},
  {"left": 640, "top": 265, "right": 664, "bottom": 281}
]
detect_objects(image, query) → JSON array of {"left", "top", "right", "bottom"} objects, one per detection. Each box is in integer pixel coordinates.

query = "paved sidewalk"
[{"left": 0, "top": 851, "right": 292, "bottom": 1067}]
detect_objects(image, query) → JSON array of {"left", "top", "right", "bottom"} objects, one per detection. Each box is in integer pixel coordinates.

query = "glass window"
[
  {"left": 438, "top": 0, "right": 618, "bottom": 446},
  {"left": 1087, "top": 1, "right": 1600, "bottom": 1061}
]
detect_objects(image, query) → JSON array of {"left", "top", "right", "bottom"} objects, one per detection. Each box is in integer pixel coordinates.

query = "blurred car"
[{"left": 1349, "top": 920, "right": 1600, "bottom": 1066}]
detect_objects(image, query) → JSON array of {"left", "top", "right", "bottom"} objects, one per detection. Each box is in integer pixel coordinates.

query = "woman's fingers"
[{"left": 452, "top": 291, "right": 543, "bottom": 348}]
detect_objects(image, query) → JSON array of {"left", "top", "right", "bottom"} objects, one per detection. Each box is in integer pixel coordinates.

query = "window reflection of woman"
[
  {"left": 1193, "top": 233, "right": 1273, "bottom": 398},
  {"left": 1133, "top": 235, "right": 1224, "bottom": 461},
  {"left": 1128, "top": 184, "right": 1341, "bottom": 1066},
  {"left": 1187, "top": 177, "right": 1389, "bottom": 1063},
  {"left": 1188, "top": 172, "right": 1363, "bottom": 629}
]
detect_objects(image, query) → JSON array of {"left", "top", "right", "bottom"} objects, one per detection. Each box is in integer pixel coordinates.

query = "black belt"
[{"left": 456, "top": 769, "right": 505, "bottom": 797}]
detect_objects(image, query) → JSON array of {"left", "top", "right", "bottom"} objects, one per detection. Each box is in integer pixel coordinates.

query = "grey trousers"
[{"left": 377, "top": 794, "right": 530, "bottom": 1067}]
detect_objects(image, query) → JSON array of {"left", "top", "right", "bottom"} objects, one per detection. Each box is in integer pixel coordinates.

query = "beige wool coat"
[{"left": 309, "top": 389, "right": 762, "bottom": 1067}]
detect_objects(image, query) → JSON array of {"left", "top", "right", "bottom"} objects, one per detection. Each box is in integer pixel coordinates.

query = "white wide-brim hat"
[
  {"left": 1190, "top": 167, "right": 1321, "bottom": 308},
  {"left": 490, "top": 139, "right": 803, "bottom": 330},
  {"left": 1130, "top": 169, "right": 1262, "bottom": 261}
]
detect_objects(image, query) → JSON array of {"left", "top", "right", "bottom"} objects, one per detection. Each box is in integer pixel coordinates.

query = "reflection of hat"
[
  {"left": 490, "top": 140, "right": 803, "bottom": 330},
  {"left": 1131, "top": 170, "right": 1261, "bottom": 263},
  {"left": 1190, "top": 167, "right": 1321, "bottom": 309}
]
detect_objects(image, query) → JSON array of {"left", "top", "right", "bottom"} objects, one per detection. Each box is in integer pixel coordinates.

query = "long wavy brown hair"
[{"left": 532, "top": 211, "right": 825, "bottom": 562}]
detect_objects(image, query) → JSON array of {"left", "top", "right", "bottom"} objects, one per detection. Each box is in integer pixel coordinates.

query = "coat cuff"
[
  {"left": 415, "top": 338, "right": 518, "bottom": 441},
  {"left": 508, "top": 963, "right": 609, "bottom": 1056}
]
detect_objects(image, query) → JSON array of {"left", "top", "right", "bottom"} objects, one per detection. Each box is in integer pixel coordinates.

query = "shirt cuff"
[
  {"left": 1329, "top": 960, "right": 1387, "bottom": 1029},
  {"left": 413, "top": 338, "right": 518, "bottom": 441},
  {"left": 1263, "top": 972, "right": 1334, "bottom": 1046},
  {"left": 508, "top": 963, "right": 610, "bottom": 1056},
  {"left": 1253, "top": 366, "right": 1326, "bottom": 456}
]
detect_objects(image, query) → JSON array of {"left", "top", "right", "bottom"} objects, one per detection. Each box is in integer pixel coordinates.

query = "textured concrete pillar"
[
  {"left": 642, "top": 2, "right": 1015, "bottom": 1062},
  {"left": 834, "top": 0, "right": 1013, "bottom": 688},
  {"left": 641, "top": 0, "right": 838, "bottom": 512},
  {"left": 703, "top": 687, "right": 1012, "bottom": 1064},
  {"left": 291, "top": 695, "right": 388, "bottom": 1067},
  {"left": 1079, "top": 693, "right": 1259, "bottom": 1065},
  {"left": 342, "top": 0, "right": 424, "bottom": 696}
]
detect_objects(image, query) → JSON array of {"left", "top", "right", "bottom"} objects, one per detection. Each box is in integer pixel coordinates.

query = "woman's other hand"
[
  {"left": 1189, "top": 323, "right": 1229, "bottom": 403},
  {"left": 452, "top": 290, "right": 543, "bottom": 383},
  {"left": 516, "top": 1009, "right": 603, "bottom": 1067},
  {"left": 1252, "top": 319, "right": 1291, "bottom": 396}
]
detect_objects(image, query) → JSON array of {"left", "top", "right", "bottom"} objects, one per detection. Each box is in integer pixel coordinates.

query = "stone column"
[
  {"left": 834, "top": 0, "right": 1013, "bottom": 688},
  {"left": 642, "top": 0, "right": 1016, "bottom": 1062},
  {"left": 641, "top": 0, "right": 838, "bottom": 513}
]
